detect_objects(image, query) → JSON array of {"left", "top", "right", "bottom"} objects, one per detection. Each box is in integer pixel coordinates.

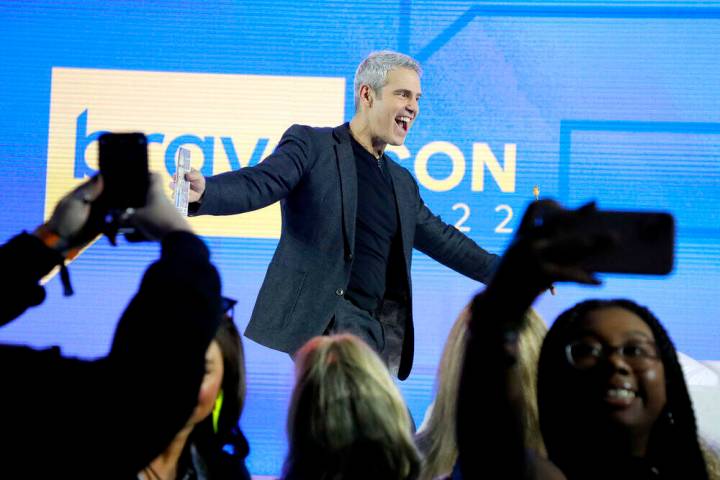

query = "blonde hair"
[
  {"left": 283, "top": 334, "right": 421, "bottom": 480},
  {"left": 415, "top": 306, "right": 548, "bottom": 480},
  {"left": 702, "top": 438, "right": 720, "bottom": 480}
]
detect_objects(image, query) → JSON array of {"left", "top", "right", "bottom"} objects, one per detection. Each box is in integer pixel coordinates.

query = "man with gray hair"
[{"left": 184, "top": 50, "right": 499, "bottom": 379}]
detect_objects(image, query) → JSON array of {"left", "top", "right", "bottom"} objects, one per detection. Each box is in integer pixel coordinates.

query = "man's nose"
[{"left": 406, "top": 98, "right": 418, "bottom": 114}]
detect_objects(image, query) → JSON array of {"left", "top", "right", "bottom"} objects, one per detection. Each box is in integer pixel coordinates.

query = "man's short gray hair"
[{"left": 354, "top": 51, "right": 422, "bottom": 111}]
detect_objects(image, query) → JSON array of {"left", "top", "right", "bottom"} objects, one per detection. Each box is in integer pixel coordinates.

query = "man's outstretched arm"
[
  {"left": 188, "top": 124, "right": 316, "bottom": 216},
  {"left": 411, "top": 176, "right": 500, "bottom": 284}
]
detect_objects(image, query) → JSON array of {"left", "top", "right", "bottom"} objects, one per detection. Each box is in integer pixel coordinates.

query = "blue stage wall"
[{"left": 2, "top": 1, "right": 719, "bottom": 474}]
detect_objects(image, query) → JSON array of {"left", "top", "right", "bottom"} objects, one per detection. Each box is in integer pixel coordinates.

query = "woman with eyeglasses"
[
  {"left": 536, "top": 298, "right": 717, "bottom": 479},
  {"left": 138, "top": 301, "right": 251, "bottom": 480},
  {"left": 454, "top": 201, "right": 718, "bottom": 480}
]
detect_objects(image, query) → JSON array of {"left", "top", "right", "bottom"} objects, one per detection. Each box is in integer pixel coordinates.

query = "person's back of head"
[{"left": 283, "top": 334, "right": 420, "bottom": 480}]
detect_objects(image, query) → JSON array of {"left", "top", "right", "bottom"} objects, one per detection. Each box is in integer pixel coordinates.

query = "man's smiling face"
[{"left": 366, "top": 67, "right": 422, "bottom": 147}]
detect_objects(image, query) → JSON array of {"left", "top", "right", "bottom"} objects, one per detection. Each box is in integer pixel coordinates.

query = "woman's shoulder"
[{"left": 530, "top": 454, "right": 567, "bottom": 480}]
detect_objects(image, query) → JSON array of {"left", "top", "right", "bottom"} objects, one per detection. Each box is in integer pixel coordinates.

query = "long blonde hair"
[
  {"left": 415, "top": 306, "right": 548, "bottom": 480},
  {"left": 702, "top": 438, "right": 720, "bottom": 480},
  {"left": 283, "top": 334, "right": 421, "bottom": 480}
]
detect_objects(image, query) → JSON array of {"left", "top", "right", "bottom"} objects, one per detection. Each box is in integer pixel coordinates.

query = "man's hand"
[
  {"left": 171, "top": 168, "right": 206, "bottom": 203},
  {"left": 126, "top": 173, "right": 192, "bottom": 241}
]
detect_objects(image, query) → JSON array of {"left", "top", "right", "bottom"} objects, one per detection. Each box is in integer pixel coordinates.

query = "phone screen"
[
  {"left": 545, "top": 209, "right": 674, "bottom": 275},
  {"left": 98, "top": 133, "right": 149, "bottom": 210}
]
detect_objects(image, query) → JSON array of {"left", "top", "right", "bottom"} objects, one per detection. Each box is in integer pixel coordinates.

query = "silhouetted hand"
[
  {"left": 126, "top": 173, "right": 193, "bottom": 241},
  {"left": 481, "top": 200, "right": 610, "bottom": 332}
]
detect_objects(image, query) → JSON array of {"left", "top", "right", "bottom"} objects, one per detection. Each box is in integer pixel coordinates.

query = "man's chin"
[{"left": 388, "top": 133, "right": 408, "bottom": 146}]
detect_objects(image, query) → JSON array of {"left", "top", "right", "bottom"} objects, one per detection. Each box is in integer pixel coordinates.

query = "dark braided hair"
[{"left": 537, "top": 299, "right": 708, "bottom": 479}]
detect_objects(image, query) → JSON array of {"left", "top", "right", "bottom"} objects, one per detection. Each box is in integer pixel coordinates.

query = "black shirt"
[{"left": 345, "top": 134, "right": 399, "bottom": 313}]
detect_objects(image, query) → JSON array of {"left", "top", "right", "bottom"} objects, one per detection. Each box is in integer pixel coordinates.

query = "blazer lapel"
[{"left": 333, "top": 124, "right": 357, "bottom": 257}]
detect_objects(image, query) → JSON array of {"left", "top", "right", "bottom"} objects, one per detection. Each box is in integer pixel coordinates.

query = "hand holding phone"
[
  {"left": 486, "top": 200, "right": 676, "bottom": 329},
  {"left": 126, "top": 173, "right": 193, "bottom": 241}
]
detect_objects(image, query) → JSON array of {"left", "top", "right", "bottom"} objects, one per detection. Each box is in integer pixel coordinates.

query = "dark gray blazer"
[{"left": 193, "top": 123, "right": 499, "bottom": 379}]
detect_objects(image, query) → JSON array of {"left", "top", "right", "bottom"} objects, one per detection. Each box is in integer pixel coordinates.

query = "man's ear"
[{"left": 359, "top": 84, "right": 373, "bottom": 108}]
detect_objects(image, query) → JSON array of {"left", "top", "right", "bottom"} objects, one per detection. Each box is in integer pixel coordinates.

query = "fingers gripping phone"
[
  {"left": 97, "top": 132, "right": 150, "bottom": 242},
  {"left": 540, "top": 207, "right": 675, "bottom": 275}
]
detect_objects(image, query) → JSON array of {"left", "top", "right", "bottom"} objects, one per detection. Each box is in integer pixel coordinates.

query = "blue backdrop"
[{"left": 2, "top": 1, "right": 719, "bottom": 474}]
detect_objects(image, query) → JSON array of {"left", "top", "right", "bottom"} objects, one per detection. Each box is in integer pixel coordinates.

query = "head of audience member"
[
  {"left": 140, "top": 299, "right": 248, "bottom": 479},
  {"left": 283, "top": 334, "right": 421, "bottom": 480},
  {"left": 416, "top": 306, "right": 548, "bottom": 480},
  {"left": 352, "top": 50, "right": 422, "bottom": 151},
  {"left": 537, "top": 299, "right": 708, "bottom": 479}
]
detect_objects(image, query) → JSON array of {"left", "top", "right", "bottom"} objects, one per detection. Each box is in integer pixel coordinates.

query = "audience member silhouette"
[{"left": 0, "top": 174, "right": 224, "bottom": 478}]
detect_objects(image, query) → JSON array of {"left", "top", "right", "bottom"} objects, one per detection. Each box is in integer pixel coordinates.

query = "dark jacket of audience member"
[{"left": 0, "top": 230, "right": 222, "bottom": 478}]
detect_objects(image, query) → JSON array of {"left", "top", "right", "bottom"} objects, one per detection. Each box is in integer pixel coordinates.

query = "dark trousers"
[{"left": 324, "top": 297, "right": 405, "bottom": 377}]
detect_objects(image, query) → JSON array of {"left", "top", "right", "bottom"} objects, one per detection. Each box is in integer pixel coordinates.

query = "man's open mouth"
[{"left": 395, "top": 115, "right": 411, "bottom": 132}]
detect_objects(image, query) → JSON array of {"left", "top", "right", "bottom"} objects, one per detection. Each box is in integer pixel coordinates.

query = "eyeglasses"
[{"left": 565, "top": 340, "right": 660, "bottom": 371}]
